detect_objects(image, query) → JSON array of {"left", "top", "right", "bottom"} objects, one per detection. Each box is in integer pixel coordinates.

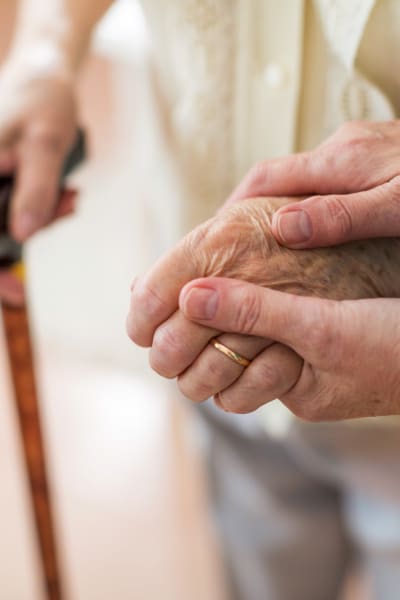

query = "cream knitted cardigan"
[{"left": 138, "top": 0, "right": 400, "bottom": 430}]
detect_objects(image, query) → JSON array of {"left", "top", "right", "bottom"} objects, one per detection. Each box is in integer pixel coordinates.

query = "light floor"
[{"left": 0, "top": 335, "right": 227, "bottom": 600}]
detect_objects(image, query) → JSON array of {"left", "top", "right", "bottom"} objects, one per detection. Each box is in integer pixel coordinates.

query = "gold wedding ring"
[{"left": 210, "top": 338, "right": 252, "bottom": 368}]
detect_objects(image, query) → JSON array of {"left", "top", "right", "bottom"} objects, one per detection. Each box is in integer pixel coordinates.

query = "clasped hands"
[
  {"left": 0, "top": 50, "right": 399, "bottom": 420},
  {"left": 128, "top": 121, "right": 400, "bottom": 422}
]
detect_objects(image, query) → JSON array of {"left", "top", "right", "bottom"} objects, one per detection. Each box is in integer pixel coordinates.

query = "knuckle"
[
  {"left": 178, "top": 354, "right": 236, "bottom": 402},
  {"left": 324, "top": 196, "right": 353, "bottom": 240},
  {"left": 235, "top": 289, "right": 262, "bottom": 334},
  {"left": 291, "top": 399, "right": 325, "bottom": 423},
  {"left": 178, "top": 376, "right": 210, "bottom": 403},
  {"left": 303, "top": 306, "right": 336, "bottom": 362},
  {"left": 185, "top": 220, "right": 215, "bottom": 257},
  {"left": 323, "top": 121, "right": 371, "bottom": 160},
  {"left": 126, "top": 314, "right": 136, "bottom": 343},
  {"left": 288, "top": 384, "right": 330, "bottom": 422},
  {"left": 291, "top": 384, "right": 344, "bottom": 422},
  {"left": 218, "top": 391, "right": 251, "bottom": 415},
  {"left": 183, "top": 220, "right": 231, "bottom": 277},
  {"left": 336, "top": 120, "right": 367, "bottom": 141},
  {"left": 338, "top": 120, "right": 359, "bottom": 136},
  {"left": 245, "top": 161, "right": 268, "bottom": 194},
  {"left": 126, "top": 284, "right": 167, "bottom": 347},
  {"left": 134, "top": 283, "right": 166, "bottom": 323},
  {"left": 149, "top": 358, "right": 175, "bottom": 378},
  {"left": 185, "top": 222, "right": 208, "bottom": 248},
  {"left": 251, "top": 357, "right": 281, "bottom": 392},
  {"left": 126, "top": 311, "right": 148, "bottom": 348},
  {"left": 389, "top": 175, "right": 400, "bottom": 198},
  {"left": 307, "top": 320, "right": 330, "bottom": 353},
  {"left": 335, "top": 121, "right": 385, "bottom": 155},
  {"left": 150, "top": 325, "right": 184, "bottom": 377}
]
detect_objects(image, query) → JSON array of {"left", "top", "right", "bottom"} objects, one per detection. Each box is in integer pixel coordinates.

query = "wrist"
[
  {"left": 5, "top": 37, "right": 77, "bottom": 85},
  {"left": 8, "top": 2, "right": 92, "bottom": 80}
]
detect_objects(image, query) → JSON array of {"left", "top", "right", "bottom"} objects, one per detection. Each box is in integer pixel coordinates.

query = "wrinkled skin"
[
  {"left": 191, "top": 196, "right": 400, "bottom": 300},
  {"left": 127, "top": 195, "right": 400, "bottom": 418},
  {"left": 228, "top": 120, "right": 400, "bottom": 246}
]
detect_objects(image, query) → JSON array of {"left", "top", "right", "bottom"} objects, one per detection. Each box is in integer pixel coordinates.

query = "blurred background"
[{"left": 0, "top": 1, "right": 227, "bottom": 598}]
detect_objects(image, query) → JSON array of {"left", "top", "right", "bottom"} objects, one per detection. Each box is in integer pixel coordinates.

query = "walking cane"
[{"left": 0, "top": 131, "right": 86, "bottom": 600}]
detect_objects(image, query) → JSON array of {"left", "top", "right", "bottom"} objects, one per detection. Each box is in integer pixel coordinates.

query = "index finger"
[
  {"left": 128, "top": 238, "right": 202, "bottom": 347},
  {"left": 10, "top": 125, "right": 69, "bottom": 240}
]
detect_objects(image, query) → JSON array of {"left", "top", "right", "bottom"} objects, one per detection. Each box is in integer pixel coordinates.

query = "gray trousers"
[{"left": 198, "top": 402, "right": 400, "bottom": 600}]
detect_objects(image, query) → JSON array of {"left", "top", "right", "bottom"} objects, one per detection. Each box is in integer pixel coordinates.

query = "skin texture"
[
  {"left": 227, "top": 120, "right": 400, "bottom": 247},
  {"left": 179, "top": 280, "right": 400, "bottom": 421},
  {"left": 127, "top": 195, "right": 400, "bottom": 419}
]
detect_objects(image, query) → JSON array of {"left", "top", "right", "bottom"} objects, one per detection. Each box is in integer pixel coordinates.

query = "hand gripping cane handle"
[{"left": 1, "top": 129, "right": 86, "bottom": 600}]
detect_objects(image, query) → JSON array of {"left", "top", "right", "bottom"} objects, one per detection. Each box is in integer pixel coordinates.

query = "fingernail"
[
  {"left": 275, "top": 210, "right": 312, "bottom": 246},
  {"left": 182, "top": 287, "right": 218, "bottom": 320},
  {"left": 14, "top": 212, "right": 38, "bottom": 240}
]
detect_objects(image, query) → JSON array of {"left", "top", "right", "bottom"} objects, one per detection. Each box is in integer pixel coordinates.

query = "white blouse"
[{"left": 139, "top": 0, "right": 399, "bottom": 228}]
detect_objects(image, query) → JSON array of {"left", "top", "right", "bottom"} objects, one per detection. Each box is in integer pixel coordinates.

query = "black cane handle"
[{"left": 0, "top": 129, "right": 87, "bottom": 267}]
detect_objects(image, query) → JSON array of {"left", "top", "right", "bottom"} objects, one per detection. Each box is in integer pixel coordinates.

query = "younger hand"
[
  {"left": 179, "top": 278, "right": 400, "bottom": 421},
  {"left": 228, "top": 120, "right": 400, "bottom": 247},
  {"left": 127, "top": 195, "right": 400, "bottom": 406}
]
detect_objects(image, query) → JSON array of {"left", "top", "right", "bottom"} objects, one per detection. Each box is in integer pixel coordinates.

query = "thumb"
[
  {"left": 10, "top": 126, "right": 68, "bottom": 240},
  {"left": 179, "top": 278, "right": 339, "bottom": 363},
  {"left": 271, "top": 177, "right": 400, "bottom": 248}
]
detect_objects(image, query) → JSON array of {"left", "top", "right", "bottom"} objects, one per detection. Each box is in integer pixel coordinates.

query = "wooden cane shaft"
[{"left": 2, "top": 303, "right": 64, "bottom": 600}]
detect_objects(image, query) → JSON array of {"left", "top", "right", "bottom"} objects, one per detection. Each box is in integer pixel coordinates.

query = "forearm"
[{"left": 8, "top": 0, "right": 114, "bottom": 75}]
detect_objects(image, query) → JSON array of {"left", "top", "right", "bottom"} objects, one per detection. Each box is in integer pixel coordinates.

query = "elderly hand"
[
  {"left": 179, "top": 279, "right": 400, "bottom": 421},
  {"left": 0, "top": 56, "right": 78, "bottom": 240},
  {"left": 127, "top": 196, "right": 400, "bottom": 408},
  {"left": 228, "top": 120, "right": 400, "bottom": 248}
]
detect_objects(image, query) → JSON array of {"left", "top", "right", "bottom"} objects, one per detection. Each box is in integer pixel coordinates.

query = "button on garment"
[
  {"left": 263, "top": 63, "right": 286, "bottom": 89},
  {"left": 312, "top": 0, "right": 395, "bottom": 140},
  {"left": 234, "top": 0, "right": 304, "bottom": 179},
  {"left": 137, "top": 0, "right": 400, "bottom": 435}
]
